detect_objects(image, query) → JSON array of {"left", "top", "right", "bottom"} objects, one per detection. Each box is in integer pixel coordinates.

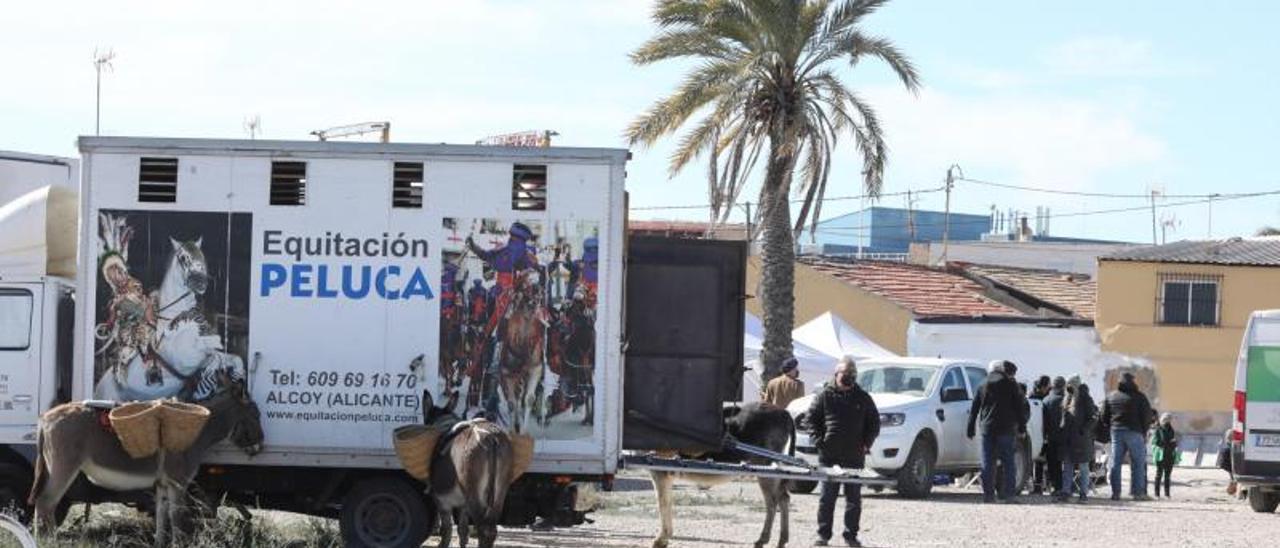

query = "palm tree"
[
  {"left": 1257, "top": 226, "right": 1280, "bottom": 237},
  {"left": 627, "top": 0, "right": 920, "bottom": 382}
]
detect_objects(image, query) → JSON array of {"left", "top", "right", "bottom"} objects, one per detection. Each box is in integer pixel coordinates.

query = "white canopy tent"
[
  {"left": 0, "top": 185, "right": 77, "bottom": 278},
  {"left": 792, "top": 311, "right": 896, "bottom": 362},
  {"left": 742, "top": 312, "right": 840, "bottom": 402}
]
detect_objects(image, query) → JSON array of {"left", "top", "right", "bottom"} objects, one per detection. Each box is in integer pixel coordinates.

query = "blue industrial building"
[{"left": 796, "top": 206, "right": 992, "bottom": 255}]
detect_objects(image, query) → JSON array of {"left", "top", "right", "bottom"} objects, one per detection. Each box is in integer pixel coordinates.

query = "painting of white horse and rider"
[
  {"left": 439, "top": 217, "right": 599, "bottom": 441},
  {"left": 93, "top": 210, "right": 252, "bottom": 403}
]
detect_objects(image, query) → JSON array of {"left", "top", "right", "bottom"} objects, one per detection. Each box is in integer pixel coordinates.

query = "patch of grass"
[{"left": 33, "top": 504, "right": 342, "bottom": 548}]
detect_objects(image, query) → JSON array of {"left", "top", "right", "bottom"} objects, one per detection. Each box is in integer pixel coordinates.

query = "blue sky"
[{"left": 2, "top": 1, "right": 1278, "bottom": 244}]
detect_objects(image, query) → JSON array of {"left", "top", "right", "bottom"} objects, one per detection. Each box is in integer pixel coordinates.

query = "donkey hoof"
[{"left": 652, "top": 539, "right": 669, "bottom": 548}]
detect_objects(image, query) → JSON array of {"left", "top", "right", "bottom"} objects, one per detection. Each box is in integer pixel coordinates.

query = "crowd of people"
[{"left": 788, "top": 356, "right": 1187, "bottom": 547}]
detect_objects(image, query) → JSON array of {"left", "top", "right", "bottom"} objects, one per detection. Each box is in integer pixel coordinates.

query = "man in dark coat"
[
  {"left": 1059, "top": 377, "right": 1096, "bottom": 502},
  {"left": 1101, "top": 372, "right": 1153, "bottom": 500},
  {"left": 1040, "top": 377, "right": 1067, "bottom": 496},
  {"left": 807, "top": 357, "right": 879, "bottom": 547},
  {"left": 967, "top": 360, "right": 1028, "bottom": 503}
]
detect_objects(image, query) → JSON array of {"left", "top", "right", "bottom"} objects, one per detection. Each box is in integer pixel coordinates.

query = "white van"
[{"left": 1232, "top": 310, "right": 1280, "bottom": 513}]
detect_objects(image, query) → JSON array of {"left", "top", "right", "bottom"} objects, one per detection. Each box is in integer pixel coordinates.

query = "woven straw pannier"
[
  {"left": 394, "top": 425, "right": 443, "bottom": 481},
  {"left": 108, "top": 401, "right": 162, "bottom": 459},
  {"left": 510, "top": 434, "right": 535, "bottom": 480},
  {"left": 158, "top": 400, "right": 211, "bottom": 452}
]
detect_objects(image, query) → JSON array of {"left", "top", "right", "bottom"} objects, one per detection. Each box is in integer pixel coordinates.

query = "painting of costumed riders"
[
  {"left": 93, "top": 210, "right": 252, "bottom": 403},
  {"left": 438, "top": 217, "right": 598, "bottom": 440}
]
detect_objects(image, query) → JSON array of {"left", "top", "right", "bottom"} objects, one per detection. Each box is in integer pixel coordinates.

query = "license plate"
[{"left": 1257, "top": 434, "right": 1280, "bottom": 447}]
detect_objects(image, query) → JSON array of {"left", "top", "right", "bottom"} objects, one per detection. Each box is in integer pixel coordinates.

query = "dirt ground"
[
  {"left": 496, "top": 467, "right": 1278, "bottom": 548},
  {"left": 22, "top": 466, "right": 1278, "bottom": 547}
]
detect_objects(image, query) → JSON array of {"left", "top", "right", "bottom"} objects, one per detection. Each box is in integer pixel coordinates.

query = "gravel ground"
[
  {"left": 493, "top": 467, "right": 1278, "bottom": 548},
  {"left": 24, "top": 467, "right": 1276, "bottom": 547}
]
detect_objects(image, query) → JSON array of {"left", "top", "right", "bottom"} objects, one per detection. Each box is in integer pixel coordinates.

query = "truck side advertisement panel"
[{"left": 83, "top": 151, "right": 614, "bottom": 468}]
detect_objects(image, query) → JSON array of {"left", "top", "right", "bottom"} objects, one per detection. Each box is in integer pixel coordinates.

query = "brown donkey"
[
  {"left": 423, "top": 391, "right": 515, "bottom": 548},
  {"left": 29, "top": 373, "right": 263, "bottom": 546}
]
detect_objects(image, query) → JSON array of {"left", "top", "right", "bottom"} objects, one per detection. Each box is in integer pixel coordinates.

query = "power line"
[
  {"left": 805, "top": 189, "right": 1280, "bottom": 234},
  {"left": 957, "top": 176, "right": 1245, "bottom": 199},
  {"left": 628, "top": 186, "right": 946, "bottom": 212}
]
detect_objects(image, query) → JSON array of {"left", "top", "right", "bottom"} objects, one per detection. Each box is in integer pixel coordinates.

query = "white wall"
[
  {"left": 907, "top": 322, "right": 1138, "bottom": 397},
  {"left": 0, "top": 151, "right": 78, "bottom": 206}
]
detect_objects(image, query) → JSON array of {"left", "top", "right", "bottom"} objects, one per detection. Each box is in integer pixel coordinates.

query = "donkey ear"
[
  {"left": 421, "top": 389, "right": 434, "bottom": 412},
  {"left": 169, "top": 236, "right": 180, "bottom": 249},
  {"left": 194, "top": 236, "right": 203, "bottom": 248}
]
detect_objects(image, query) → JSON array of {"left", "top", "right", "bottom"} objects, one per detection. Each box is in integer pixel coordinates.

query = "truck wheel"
[
  {"left": 0, "top": 463, "right": 33, "bottom": 523},
  {"left": 895, "top": 438, "right": 935, "bottom": 499},
  {"left": 340, "top": 477, "right": 433, "bottom": 548},
  {"left": 1248, "top": 488, "right": 1279, "bottom": 513},
  {"left": 788, "top": 481, "right": 817, "bottom": 494},
  {"left": 995, "top": 439, "right": 1033, "bottom": 495}
]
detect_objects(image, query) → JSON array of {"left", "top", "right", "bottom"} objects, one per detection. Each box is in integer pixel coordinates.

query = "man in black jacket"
[
  {"left": 1101, "top": 372, "right": 1153, "bottom": 500},
  {"left": 1040, "top": 377, "right": 1067, "bottom": 496},
  {"left": 967, "top": 360, "right": 1028, "bottom": 503},
  {"left": 807, "top": 357, "right": 879, "bottom": 547}
]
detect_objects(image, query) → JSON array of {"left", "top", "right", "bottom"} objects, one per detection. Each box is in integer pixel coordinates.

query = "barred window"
[{"left": 1158, "top": 273, "right": 1221, "bottom": 326}]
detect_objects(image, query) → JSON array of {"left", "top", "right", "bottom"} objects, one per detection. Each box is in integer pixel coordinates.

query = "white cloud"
[
  {"left": 866, "top": 86, "right": 1167, "bottom": 193},
  {"left": 1041, "top": 36, "right": 1187, "bottom": 78}
]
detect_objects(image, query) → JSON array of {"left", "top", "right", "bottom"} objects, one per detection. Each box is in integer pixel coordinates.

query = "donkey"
[
  {"left": 650, "top": 402, "right": 796, "bottom": 548},
  {"left": 30, "top": 370, "right": 264, "bottom": 546},
  {"left": 422, "top": 390, "right": 515, "bottom": 548}
]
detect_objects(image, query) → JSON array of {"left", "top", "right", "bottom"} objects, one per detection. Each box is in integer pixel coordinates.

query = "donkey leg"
[
  {"left": 456, "top": 509, "right": 470, "bottom": 548},
  {"left": 478, "top": 523, "right": 498, "bottom": 548},
  {"left": 153, "top": 483, "right": 170, "bottom": 548},
  {"left": 436, "top": 506, "right": 453, "bottom": 548},
  {"left": 776, "top": 482, "right": 790, "bottom": 548},
  {"left": 33, "top": 456, "right": 81, "bottom": 537},
  {"left": 754, "top": 477, "right": 777, "bottom": 548},
  {"left": 650, "top": 471, "right": 675, "bottom": 548}
]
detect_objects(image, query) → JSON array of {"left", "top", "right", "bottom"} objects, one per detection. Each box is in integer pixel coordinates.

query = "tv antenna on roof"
[
  {"left": 93, "top": 48, "right": 116, "bottom": 136},
  {"left": 244, "top": 115, "right": 262, "bottom": 140}
]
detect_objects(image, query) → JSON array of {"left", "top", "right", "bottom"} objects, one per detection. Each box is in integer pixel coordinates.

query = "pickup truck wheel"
[
  {"left": 895, "top": 438, "right": 935, "bottom": 499},
  {"left": 995, "top": 439, "right": 1033, "bottom": 495},
  {"left": 1248, "top": 488, "right": 1279, "bottom": 513},
  {"left": 340, "top": 477, "right": 434, "bottom": 548},
  {"left": 788, "top": 481, "right": 817, "bottom": 494}
]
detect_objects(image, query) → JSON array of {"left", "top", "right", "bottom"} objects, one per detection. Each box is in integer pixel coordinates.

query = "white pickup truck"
[{"left": 786, "top": 357, "right": 1043, "bottom": 498}]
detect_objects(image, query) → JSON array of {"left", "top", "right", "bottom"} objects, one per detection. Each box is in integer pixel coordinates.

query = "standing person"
[
  {"left": 966, "top": 360, "right": 1028, "bottom": 503},
  {"left": 807, "top": 357, "right": 879, "bottom": 547},
  {"left": 1101, "top": 372, "right": 1154, "bottom": 501},
  {"left": 1041, "top": 376, "right": 1067, "bottom": 497},
  {"left": 1152, "top": 412, "right": 1179, "bottom": 498},
  {"left": 763, "top": 358, "right": 806, "bottom": 409},
  {"left": 1059, "top": 376, "right": 1096, "bottom": 503}
]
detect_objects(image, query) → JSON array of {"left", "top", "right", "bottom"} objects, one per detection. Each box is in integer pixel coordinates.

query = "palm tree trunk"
[{"left": 757, "top": 145, "right": 798, "bottom": 385}]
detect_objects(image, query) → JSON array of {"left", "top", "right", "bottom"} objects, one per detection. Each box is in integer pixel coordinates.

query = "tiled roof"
[
  {"left": 1102, "top": 238, "right": 1280, "bottom": 266},
  {"left": 802, "top": 259, "right": 1024, "bottom": 319},
  {"left": 959, "top": 264, "right": 1096, "bottom": 319}
]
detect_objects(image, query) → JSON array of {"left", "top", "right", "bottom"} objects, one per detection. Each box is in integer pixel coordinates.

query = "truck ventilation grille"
[
  {"left": 512, "top": 164, "right": 547, "bottom": 211},
  {"left": 270, "top": 161, "right": 307, "bottom": 206},
  {"left": 137, "top": 157, "right": 178, "bottom": 203},
  {"left": 393, "top": 162, "right": 424, "bottom": 209}
]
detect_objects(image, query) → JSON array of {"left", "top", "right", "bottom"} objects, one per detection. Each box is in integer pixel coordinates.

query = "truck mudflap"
[{"left": 622, "top": 454, "right": 897, "bottom": 487}]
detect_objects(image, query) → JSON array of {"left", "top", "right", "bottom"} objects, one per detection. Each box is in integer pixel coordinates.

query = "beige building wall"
[
  {"left": 745, "top": 257, "right": 913, "bottom": 355},
  {"left": 1096, "top": 260, "right": 1280, "bottom": 414}
]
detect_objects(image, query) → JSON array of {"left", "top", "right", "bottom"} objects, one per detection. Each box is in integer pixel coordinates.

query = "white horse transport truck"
[{"left": 0, "top": 137, "right": 756, "bottom": 547}]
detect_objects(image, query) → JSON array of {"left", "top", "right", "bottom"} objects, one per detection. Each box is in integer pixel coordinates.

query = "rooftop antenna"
[
  {"left": 244, "top": 115, "right": 262, "bottom": 140},
  {"left": 93, "top": 48, "right": 116, "bottom": 136}
]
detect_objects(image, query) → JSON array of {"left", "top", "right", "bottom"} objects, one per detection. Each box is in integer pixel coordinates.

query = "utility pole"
[
  {"left": 942, "top": 165, "right": 961, "bottom": 264},
  {"left": 1149, "top": 188, "right": 1160, "bottom": 245},
  {"left": 1208, "top": 193, "right": 1219, "bottom": 238},
  {"left": 93, "top": 48, "right": 116, "bottom": 136}
]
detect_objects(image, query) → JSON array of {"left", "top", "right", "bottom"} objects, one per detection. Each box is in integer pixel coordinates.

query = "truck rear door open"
[{"left": 622, "top": 236, "right": 746, "bottom": 452}]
